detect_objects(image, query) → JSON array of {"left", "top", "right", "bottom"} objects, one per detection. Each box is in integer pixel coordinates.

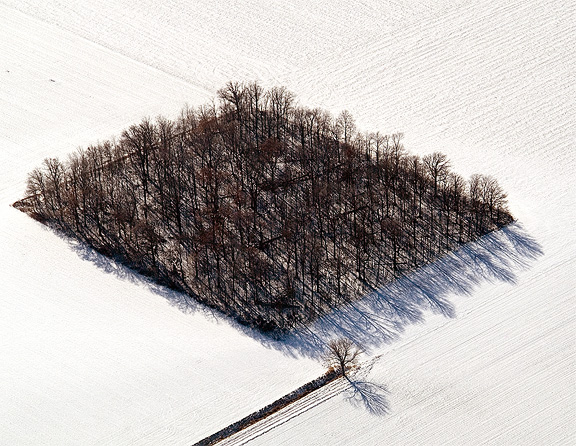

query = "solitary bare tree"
[{"left": 323, "top": 338, "right": 363, "bottom": 378}]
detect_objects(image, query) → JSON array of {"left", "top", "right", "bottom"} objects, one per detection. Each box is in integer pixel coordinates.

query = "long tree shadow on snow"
[
  {"left": 61, "top": 220, "right": 542, "bottom": 359},
  {"left": 345, "top": 378, "right": 390, "bottom": 416},
  {"left": 343, "top": 357, "right": 390, "bottom": 416},
  {"left": 62, "top": 232, "right": 213, "bottom": 317},
  {"left": 260, "top": 221, "right": 543, "bottom": 358}
]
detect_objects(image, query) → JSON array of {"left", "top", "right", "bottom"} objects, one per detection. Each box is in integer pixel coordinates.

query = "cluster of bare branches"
[
  {"left": 323, "top": 338, "right": 363, "bottom": 377},
  {"left": 16, "top": 82, "right": 512, "bottom": 332}
]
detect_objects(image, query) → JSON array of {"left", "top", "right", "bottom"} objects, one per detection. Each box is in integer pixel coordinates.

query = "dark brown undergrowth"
[{"left": 15, "top": 82, "right": 512, "bottom": 332}]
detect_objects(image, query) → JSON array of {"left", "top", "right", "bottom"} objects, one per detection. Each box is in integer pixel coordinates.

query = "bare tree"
[
  {"left": 16, "top": 82, "right": 513, "bottom": 332},
  {"left": 336, "top": 110, "right": 356, "bottom": 144},
  {"left": 423, "top": 151, "right": 450, "bottom": 197},
  {"left": 323, "top": 338, "right": 363, "bottom": 378}
]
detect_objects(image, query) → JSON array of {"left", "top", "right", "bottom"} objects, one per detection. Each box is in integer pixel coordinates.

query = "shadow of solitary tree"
[
  {"left": 345, "top": 379, "right": 390, "bottom": 416},
  {"left": 343, "top": 357, "right": 390, "bottom": 416}
]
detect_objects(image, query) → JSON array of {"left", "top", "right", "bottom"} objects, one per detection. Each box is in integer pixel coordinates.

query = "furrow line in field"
[{"left": 219, "top": 378, "right": 348, "bottom": 445}]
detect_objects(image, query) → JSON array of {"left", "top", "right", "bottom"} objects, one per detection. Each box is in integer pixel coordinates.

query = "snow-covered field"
[{"left": 1, "top": 1, "right": 574, "bottom": 445}]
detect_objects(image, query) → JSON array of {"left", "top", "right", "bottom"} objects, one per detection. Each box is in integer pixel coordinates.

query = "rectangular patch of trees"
[{"left": 16, "top": 82, "right": 513, "bottom": 332}]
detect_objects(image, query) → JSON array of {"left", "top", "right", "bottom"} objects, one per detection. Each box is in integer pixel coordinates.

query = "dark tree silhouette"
[
  {"left": 323, "top": 338, "right": 363, "bottom": 377},
  {"left": 14, "top": 82, "right": 514, "bottom": 332},
  {"left": 345, "top": 379, "right": 390, "bottom": 416}
]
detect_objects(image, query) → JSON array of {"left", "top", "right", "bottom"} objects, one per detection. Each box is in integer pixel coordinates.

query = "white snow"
[{"left": 0, "top": 0, "right": 574, "bottom": 445}]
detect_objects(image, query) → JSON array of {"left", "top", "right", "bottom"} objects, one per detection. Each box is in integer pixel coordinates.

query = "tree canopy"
[{"left": 16, "top": 82, "right": 513, "bottom": 332}]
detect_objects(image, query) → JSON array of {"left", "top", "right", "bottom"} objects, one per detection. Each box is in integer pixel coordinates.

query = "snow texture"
[{"left": 0, "top": 0, "right": 574, "bottom": 444}]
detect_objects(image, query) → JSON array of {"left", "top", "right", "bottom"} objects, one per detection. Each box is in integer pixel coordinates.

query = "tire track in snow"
[
  {"left": 217, "top": 378, "right": 349, "bottom": 446},
  {"left": 217, "top": 356, "right": 383, "bottom": 445}
]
